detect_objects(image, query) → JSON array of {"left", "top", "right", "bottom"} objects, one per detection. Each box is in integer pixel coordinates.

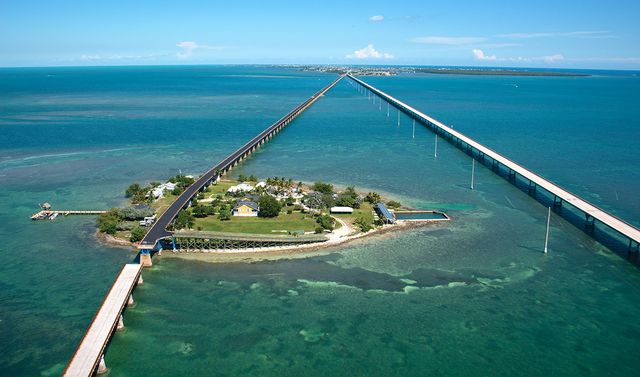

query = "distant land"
[{"left": 285, "top": 65, "right": 591, "bottom": 77}]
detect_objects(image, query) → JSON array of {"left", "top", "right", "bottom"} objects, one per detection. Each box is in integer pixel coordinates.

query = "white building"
[
  {"left": 152, "top": 182, "right": 178, "bottom": 199},
  {"left": 227, "top": 183, "right": 255, "bottom": 194},
  {"left": 330, "top": 206, "right": 354, "bottom": 214}
]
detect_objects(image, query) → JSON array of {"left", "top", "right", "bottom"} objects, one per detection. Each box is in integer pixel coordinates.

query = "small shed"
[{"left": 330, "top": 206, "right": 354, "bottom": 214}]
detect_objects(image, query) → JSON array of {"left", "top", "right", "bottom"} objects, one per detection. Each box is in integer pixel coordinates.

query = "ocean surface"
[{"left": 0, "top": 65, "right": 639, "bottom": 376}]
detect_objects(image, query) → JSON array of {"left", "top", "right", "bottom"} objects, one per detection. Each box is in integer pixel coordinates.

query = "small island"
[{"left": 96, "top": 173, "right": 449, "bottom": 253}]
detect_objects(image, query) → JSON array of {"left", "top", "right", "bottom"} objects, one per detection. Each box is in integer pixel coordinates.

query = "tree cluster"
[
  {"left": 125, "top": 183, "right": 152, "bottom": 204},
  {"left": 168, "top": 174, "right": 195, "bottom": 195},
  {"left": 238, "top": 174, "right": 259, "bottom": 182},
  {"left": 312, "top": 181, "right": 334, "bottom": 195},
  {"left": 364, "top": 192, "right": 381, "bottom": 204},
  {"left": 315, "top": 214, "right": 335, "bottom": 231},
  {"left": 335, "top": 186, "right": 362, "bottom": 209},
  {"left": 258, "top": 195, "right": 282, "bottom": 218},
  {"left": 173, "top": 209, "right": 195, "bottom": 230}
]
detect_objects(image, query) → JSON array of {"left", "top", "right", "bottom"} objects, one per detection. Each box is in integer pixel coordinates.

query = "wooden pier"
[
  {"left": 63, "top": 263, "right": 143, "bottom": 377},
  {"left": 31, "top": 210, "right": 106, "bottom": 220},
  {"left": 347, "top": 73, "right": 640, "bottom": 248}
]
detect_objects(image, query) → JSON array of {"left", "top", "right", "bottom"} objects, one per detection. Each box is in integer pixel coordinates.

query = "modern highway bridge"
[
  {"left": 347, "top": 73, "right": 640, "bottom": 252},
  {"left": 66, "top": 71, "right": 640, "bottom": 376}
]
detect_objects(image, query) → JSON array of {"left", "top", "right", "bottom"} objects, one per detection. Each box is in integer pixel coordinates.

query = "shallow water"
[{"left": 1, "top": 66, "right": 639, "bottom": 376}]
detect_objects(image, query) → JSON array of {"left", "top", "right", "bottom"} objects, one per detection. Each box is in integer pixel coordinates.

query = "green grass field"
[
  {"left": 194, "top": 212, "right": 318, "bottom": 234},
  {"left": 333, "top": 202, "right": 375, "bottom": 225}
]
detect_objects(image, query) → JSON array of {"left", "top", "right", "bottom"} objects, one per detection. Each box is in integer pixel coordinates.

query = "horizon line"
[{"left": 0, "top": 62, "right": 638, "bottom": 72}]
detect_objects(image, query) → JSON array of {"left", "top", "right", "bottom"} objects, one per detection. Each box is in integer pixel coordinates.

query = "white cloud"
[
  {"left": 80, "top": 54, "right": 163, "bottom": 61},
  {"left": 177, "top": 41, "right": 225, "bottom": 59},
  {"left": 472, "top": 49, "right": 497, "bottom": 61},
  {"left": 542, "top": 54, "right": 565, "bottom": 63},
  {"left": 497, "top": 31, "right": 612, "bottom": 39},
  {"left": 411, "top": 36, "right": 486, "bottom": 45},
  {"left": 472, "top": 49, "right": 565, "bottom": 64},
  {"left": 369, "top": 15, "right": 384, "bottom": 22},
  {"left": 346, "top": 44, "right": 394, "bottom": 59}
]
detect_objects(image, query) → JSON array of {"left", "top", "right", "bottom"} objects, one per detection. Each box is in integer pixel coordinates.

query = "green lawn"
[
  {"left": 333, "top": 202, "right": 375, "bottom": 225},
  {"left": 194, "top": 212, "right": 318, "bottom": 234},
  {"left": 206, "top": 180, "right": 238, "bottom": 197}
]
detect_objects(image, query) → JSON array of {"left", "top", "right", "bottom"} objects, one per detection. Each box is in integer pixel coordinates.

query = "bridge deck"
[
  {"left": 347, "top": 74, "right": 640, "bottom": 244},
  {"left": 139, "top": 74, "right": 344, "bottom": 249},
  {"left": 63, "top": 263, "right": 142, "bottom": 377}
]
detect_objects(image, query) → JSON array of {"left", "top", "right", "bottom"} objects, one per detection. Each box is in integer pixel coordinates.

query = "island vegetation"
[{"left": 97, "top": 173, "right": 409, "bottom": 247}]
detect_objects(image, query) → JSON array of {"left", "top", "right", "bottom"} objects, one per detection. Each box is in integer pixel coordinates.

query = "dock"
[
  {"left": 347, "top": 73, "right": 640, "bottom": 249},
  {"left": 31, "top": 210, "right": 106, "bottom": 220},
  {"left": 63, "top": 263, "right": 143, "bottom": 377}
]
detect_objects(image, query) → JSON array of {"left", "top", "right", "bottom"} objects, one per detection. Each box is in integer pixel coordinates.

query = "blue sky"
[{"left": 1, "top": 0, "right": 639, "bottom": 69}]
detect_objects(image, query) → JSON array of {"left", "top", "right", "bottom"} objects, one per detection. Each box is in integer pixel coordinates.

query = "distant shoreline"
[{"left": 411, "top": 68, "right": 590, "bottom": 77}]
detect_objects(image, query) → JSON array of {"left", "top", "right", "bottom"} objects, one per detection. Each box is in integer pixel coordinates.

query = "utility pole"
[{"left": 544, "top": 207, "right": 551, "bottom": 254}]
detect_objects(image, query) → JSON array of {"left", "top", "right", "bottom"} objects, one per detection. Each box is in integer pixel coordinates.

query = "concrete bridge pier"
[
  {"left": 629, "top": 239, "right": 639, "bottom": 253},
  {"left": 508, "top": 169, "right": 517, "bottom": 183},
  {"left": 585, "top": 214, "right": 596, "bottom": 234},
  {"left": 97, "top": 355, "right": 108, "bottom": 375},
  {"left": 116, "top": 315, "right": 124, "bottom": 331},
  {"left": 528, "top": 181, "right": 537, "bottom": 195},
  {"left": 492, "top": 159, "right": 499, "bottom": 172},
  {"left": 553, "top": 196, "right": 563, "bottom": 211},
  {"left": 127, "top": 294, "right": 134, "bottom": 306}
]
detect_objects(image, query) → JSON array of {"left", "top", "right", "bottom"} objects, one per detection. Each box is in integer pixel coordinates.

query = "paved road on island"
[{"left": 139, "top": 74, "right": 344, "bottom": 249}]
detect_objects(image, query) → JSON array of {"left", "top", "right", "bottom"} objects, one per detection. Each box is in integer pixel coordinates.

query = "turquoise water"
[{"left": 1, "top": 66, "right": 639, "bottom": 376}]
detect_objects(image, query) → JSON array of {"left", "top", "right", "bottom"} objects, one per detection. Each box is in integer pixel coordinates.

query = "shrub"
[
  {"left": 316, "top": 214, "right": 335, "bottom": 230},
  {"left": 315, "top": 226, "right": 325, "bottom": 234},
  {"left": 258, "top": 195, "right": 282, "bottom": 218},
  {"left": 386, "top": 200, "right": 402, "bottom": 209},
  {"left": 192, "top": 204, "right": 214, "bottom": 218},
  {"left": 129, "top": 226, "right": 146, "bottom": 242},
  {"left": 287, "top": 209, "right": 293, "bottom": 214},
  {"left": 173, "top": 210, "right": 194, "bottom": 230},
  {"left": 119, "top": 207, "right": 154, "bottom": 220},
  {"left": 313, "top": 182, "right": 334, "bottom": 194},
  {"left": 365, "top": 192, "right": 381, "bottom": 204},
  {"left": 354, "top": 216, "right": 372, "bottom": 232},
  {"left": 97, "top": 209, "right": 122, "bottom": 235},
  {"left": 218, "top": 205, "right": 231, "bottom": 221},
  {"left": 125, "top": 183, "right": 142, "bottom": 198}
]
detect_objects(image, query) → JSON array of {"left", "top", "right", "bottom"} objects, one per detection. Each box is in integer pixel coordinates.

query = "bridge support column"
[
  {"left": 585, "top": 214, "right": 595, "bottom": 234},
  {"left": 172, "top": 237, "right": 177, "bottom": 252},
  {"left": 97, "top": 354, "right": 108, "bottom": 374},
  {"left": 139, "top": 250, "right": 152, "bottom": 267},
  {"left": 553, "top": 196, "right": 563, "bottom": 211},
  {"left": 628, "top": 239, "right": 639, "bottom": 253},
  {"left": 492, "top": 160, "right": 499, "bottom": 172},
  {"left": 137, "top": 275, "right": 143, "bottom": 285},
  {"left": 116, "top": 315, "right": 124, "bottom": 331},
  {"left": 508, "top": 169, "right": 516, "bottom": 183},
  {"left": 127, "top": 294, "right": 134, "bottom": 306},
  {"left": 528, "top": 181, "right": 537, "bottom": 195}
]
